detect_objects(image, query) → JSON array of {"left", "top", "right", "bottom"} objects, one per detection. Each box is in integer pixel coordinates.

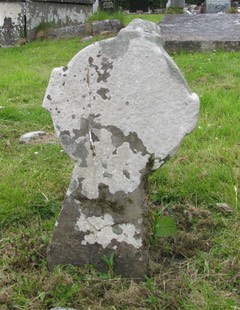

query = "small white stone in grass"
[
  {"left": 34, "top": 151, "right": 39, "bottom": 155},
  {"left": 19, "top": 131, "right": 46, "bottom": 143},
  {"left": 216, "top": 203, "right": 233, "bottom": 213}
]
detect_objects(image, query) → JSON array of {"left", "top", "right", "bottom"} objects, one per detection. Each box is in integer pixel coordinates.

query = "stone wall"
[
  {"left": 0, "top": 2, "right": 25, "bottom": 46},
  {"left": 0, "top": 0, "right": 95, "bottom": 46}
]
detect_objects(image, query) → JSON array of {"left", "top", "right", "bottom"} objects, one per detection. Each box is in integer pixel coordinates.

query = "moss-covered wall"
[{"left": 0, "top": 0, "right": 95, "bottom": 46}]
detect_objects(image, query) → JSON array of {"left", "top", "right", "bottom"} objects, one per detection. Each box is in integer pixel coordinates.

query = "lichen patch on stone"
[{"left": 75, "top": 212, "right": 142, "bottom": 249}]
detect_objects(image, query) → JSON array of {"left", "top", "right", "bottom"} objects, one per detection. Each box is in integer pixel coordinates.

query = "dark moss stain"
[
  {"left": 107, "top": 126, "right": 124, "bottom": 148},
  {"left": 91, "top": 131, "right": 100, "bottom": 142},
  {"left": 72, "top": 142, "right": 89, "bottom": 167},
  {"left": 123, "top": 169, "right": 130, "bottom": 179},
  {"left": 47, "top": 94, "right": 52, "bottom": 101},
  {"left": 106, "top": 125, "right": 147, "bottom": 156},
  {"left": 88, "top": 56, "right": 113, "bottom": 83},
  {"left": 71, "top": 183, "right": 148, "bottom": 221},
  {"left": 72, "top": 115, "right": 75, "bottom": 119},
  {"left": 103, "top": 171, "right": 113, "bottom": 178},
  {"left": 63, "top": 66, "right": 68, "bottom": 72},
  {"left": 125, "top": 132, "right": 147, "bottom": 155},
  {"left": 97, "top": 88, "right": 110, "bottom": 100},
  {"left": 113, "top": 225, "right": 123, "bottom": 235},
  {"left": 59, "top": 130, "right": 72, "bottom": 147},
  {"left": 68, "top": 177, "right": 85, "bottom": 198},
  {"left": 68, "top": 177, "right": 84, "bottom": 195},
  {"left": 74, "top": 184, "right": 126, "bottom": 214},
  {"left": 88, "top": 56, "right": 94, "bottom": 65},
  {"left": 59, "top": 130, "right": 89, "bottom": 167},
  {"left": 68, "top": 116, "right": 149, "bottom": 164}
]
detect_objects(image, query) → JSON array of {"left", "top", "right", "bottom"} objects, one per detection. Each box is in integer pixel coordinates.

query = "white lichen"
[{"left": 75, "top": 212, "right": 142, "bottom": 249}]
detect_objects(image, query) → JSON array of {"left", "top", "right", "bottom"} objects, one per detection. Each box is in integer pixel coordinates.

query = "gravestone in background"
[
  {"left": 43, "top": 19, "right": 199, "bottom": 278},
  {"left": 166, "top": 0, "right": 185, "bottom": 9},
  {"left": 206, "top": 0, "right": 230, "bottom": 12}
]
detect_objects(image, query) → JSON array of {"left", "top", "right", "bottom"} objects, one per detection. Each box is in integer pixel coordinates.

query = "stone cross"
[{"left": 43, "top": 19, "right": 199, "bottom": 278}]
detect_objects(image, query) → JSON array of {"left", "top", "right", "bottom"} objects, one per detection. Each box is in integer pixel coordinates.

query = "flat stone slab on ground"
[
  {"left": 91, "top": 19, "right": 123, "bottom": 35},
  {"left": 159, "top": 14, "right": 240, "bottom": 52}
]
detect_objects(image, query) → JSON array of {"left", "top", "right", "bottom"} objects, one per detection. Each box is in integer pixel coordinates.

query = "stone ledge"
[
  {"left": 47, "top": 19, "right": 123, "bottom": 39},
  {"left": 164, "top": 40, "right": 240, "bottom": 52},
  {"left": 159, "top": 14, "right": 240, "bottom": 52}
]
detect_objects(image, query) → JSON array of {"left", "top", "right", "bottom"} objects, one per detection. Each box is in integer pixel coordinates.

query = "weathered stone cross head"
[{"left": 43, "top": 19, "right": 199, "bottom": 278}]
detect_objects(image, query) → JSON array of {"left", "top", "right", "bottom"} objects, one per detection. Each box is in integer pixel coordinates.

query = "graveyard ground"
[{"left": 1, "top": 17, "right": 240, "bottom": 309}]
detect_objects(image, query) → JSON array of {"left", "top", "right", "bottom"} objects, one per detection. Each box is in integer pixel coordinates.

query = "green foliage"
[
  {"left": 152, "top": 210, "right": 177, "bottom": 243},
  {"left": 114, "top": 0, "right": 168, "bottom": 9},
  {"left": 116, "top": 0, "right": 130, "bottom": 9},
  {"left": 166, "top": 7, "right": 184, "bottom": 13},
  {"left": 149, "top": 0, "right": 168, "bottom": 9},
  {"left": 88, "top": 10, "right": 114, "bottom": 23},
  {"left": 227, "top": 6, "right": 238, "bottom": 13},
  {"left": 101, "top": 252, "right": 115, "bottom": 278},
  {"left": 153, "top": 213, "right": 177, "bottom": 238},
  {"left": 35, "top": 22, "right": 53, "bottom": 32},
  {"left": 123, "top": 13, "right": 164, "bottom": 25},
  {"left": 88, "top": 10, "right": 164, "bottom": 26}
]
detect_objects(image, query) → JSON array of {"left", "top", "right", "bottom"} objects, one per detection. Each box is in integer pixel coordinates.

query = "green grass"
[
  {"left": 1, "top": 32, "right": 240, "bottom": 309},
  {"left": 87, "top": 11, "right": 164, "bottom": 26},
  {"left": 122, "top": 13, "right": 164, "bottom": 25}
]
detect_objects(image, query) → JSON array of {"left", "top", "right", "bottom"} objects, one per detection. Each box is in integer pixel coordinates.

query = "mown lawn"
[{"left": 0, "top": 17, "right": 240, "bottom": 309}]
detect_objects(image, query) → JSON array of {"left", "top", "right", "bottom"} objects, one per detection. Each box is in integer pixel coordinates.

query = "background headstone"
[
  {"left": 43, "top": 19, "right": 199, "bottom": 278},
  {"left": 166, "top": 0, "right": 185, "bottom": 9},
  {"left": 206, "top": 0, "right": 230, "bottom": 13},
  {"left": 91, "top": 19, "right": 123, "bottom": 35}
]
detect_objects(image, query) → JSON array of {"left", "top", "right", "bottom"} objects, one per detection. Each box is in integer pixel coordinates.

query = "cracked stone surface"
[{"left": 43, "top": 19, "right": 199, "bottom": 278}]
